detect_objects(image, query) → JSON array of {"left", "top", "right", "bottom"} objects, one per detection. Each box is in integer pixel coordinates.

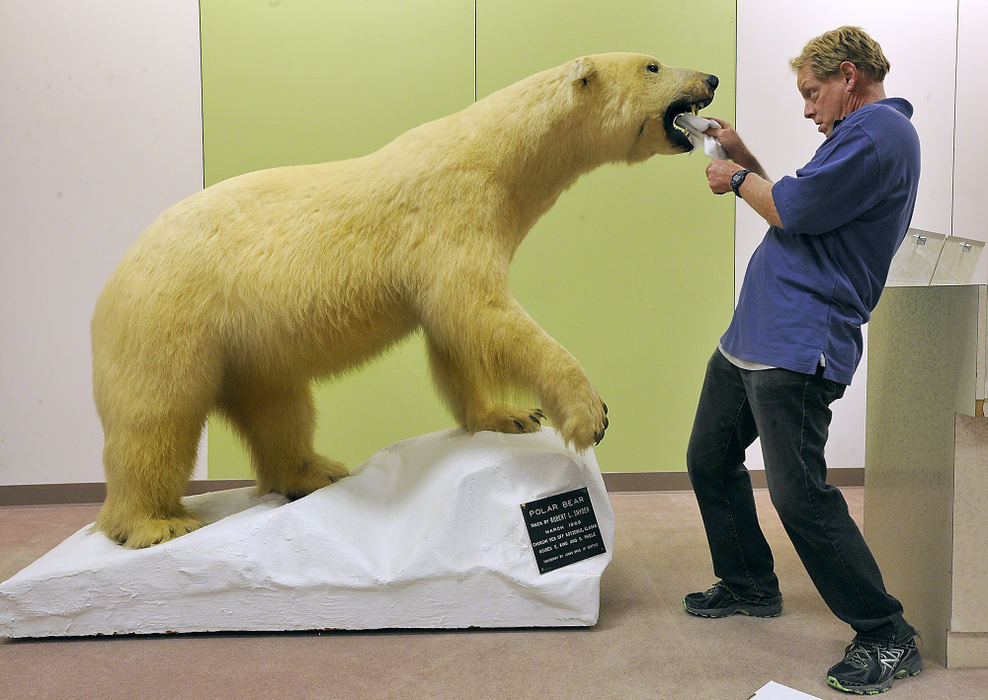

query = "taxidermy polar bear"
[{"left": 92, "top": 52, "right": 718, "bottom": 547}]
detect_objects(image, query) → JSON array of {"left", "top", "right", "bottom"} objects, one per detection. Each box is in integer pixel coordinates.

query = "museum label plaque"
[{"left": 520, "top": 487, "right": 606, "bottom": 574}]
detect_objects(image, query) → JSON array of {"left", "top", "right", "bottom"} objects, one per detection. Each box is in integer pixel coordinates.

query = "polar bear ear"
[{"left": 568, "top": 57, "right": 596, "bottom": 86}]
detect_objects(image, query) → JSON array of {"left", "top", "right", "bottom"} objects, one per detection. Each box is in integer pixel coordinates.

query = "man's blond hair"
[{"left": 791, "top": 26, "right": 890, "bottom": 83}]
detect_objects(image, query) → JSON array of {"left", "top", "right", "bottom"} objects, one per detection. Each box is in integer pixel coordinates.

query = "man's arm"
[
  {"left": 706, "top": 161, "right": 783, "bottom": 229},
  {"left": 704, "top": 118, "right": 767, "bottom": 177},
  {"left": 702, "top": 119, "right": 783, "bottom": 229}
]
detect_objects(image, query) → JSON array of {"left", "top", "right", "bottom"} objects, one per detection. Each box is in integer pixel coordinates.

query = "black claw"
[
  {"left": 603, "top": 416, "right": 609, "bottom": 429},
  {"left": 530, "top": 413, "right": 541, "bottom": 425},
  {"left": 513, "top": 419, "right": 525, "bottom": 431}
]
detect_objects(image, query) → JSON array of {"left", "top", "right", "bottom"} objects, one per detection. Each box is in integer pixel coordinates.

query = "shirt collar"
[{"left": 834, "top": 98, "right": 914, "bottom": 134}]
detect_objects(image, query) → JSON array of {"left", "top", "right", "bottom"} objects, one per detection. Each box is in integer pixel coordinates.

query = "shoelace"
[{"left": 843, "top": 642, "right": 875, "bottom": 669}]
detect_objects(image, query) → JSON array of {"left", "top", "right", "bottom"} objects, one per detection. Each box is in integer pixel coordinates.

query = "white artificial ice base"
[{"left": 0, "top": 428, "right": 613, "bottom": 638}]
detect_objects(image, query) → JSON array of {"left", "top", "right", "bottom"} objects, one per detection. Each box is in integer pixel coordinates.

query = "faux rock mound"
[{"left": 0, "top": 428, "right": 613, "bottom": 638}]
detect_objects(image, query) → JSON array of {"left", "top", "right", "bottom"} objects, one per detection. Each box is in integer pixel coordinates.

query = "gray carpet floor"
[{"left": 2, "top": 488, "right": 985, "bottom": 699}]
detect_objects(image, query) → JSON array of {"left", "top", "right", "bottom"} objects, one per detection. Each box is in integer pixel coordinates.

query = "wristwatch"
[{"left": 730, "top": 168, "right": 752, "bottom": 198}]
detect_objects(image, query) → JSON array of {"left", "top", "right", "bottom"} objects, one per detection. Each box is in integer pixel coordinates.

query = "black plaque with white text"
[{"left": 520, "top": 487, "right": 606, "bottom": 574}]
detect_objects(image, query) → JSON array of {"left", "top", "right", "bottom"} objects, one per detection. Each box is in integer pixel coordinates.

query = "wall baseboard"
[
  {"left": 0, "top": 480, "right": 255, "bottom": 507},
  {"left": 602, "top": 468, "right": 864, "bottom": 492},
  {"left": 0, "top": 469, "right": 864, "bottom": 507}
]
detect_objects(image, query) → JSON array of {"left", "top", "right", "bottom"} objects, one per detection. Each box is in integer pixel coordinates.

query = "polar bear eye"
[{"left": 647, "top": 63, "right": 659, "bottom": 73}]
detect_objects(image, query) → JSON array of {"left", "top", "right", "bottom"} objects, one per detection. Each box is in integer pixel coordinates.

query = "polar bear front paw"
[
  {"left": 559, "top": 400, "right": 608, "bottom": 451},
  {"left": 468, "top": 405, "right": 545, "bottom": 436}
]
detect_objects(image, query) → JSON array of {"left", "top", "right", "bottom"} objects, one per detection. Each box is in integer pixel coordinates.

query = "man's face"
[{"left": 797, "top": 65, "right": 847, "bottom": 137}]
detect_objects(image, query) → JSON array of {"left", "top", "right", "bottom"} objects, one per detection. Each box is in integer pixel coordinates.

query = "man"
[{"left": 683, "top": 26, "right": 922, "bottom": 695}]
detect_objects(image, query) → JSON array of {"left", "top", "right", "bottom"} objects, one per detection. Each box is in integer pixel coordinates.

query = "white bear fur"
[{"left": 91, "top": 52, "right": 718, "bottom": 547}]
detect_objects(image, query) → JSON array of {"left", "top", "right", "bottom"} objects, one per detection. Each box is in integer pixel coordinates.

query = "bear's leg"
[
  {"left": 219, "top": 380, "right": 349, "bottom": 498},
  {"left": 427, "top": 335, "right": 545, "bottom": 435},
  {"left": 424, "top": 295, "right": 608, "bottom": 450},
  {"left": 96, "top": 415, "right": 205, "bottom": 549}
]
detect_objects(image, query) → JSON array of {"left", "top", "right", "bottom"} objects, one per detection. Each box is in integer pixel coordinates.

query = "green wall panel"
[
  {"left": 200, "top": 0, "right": 475, "bottom": 478},
  {"left": 201, "top": 0, "right": 736, "bottom": 478},
  {"left": 200, "top": 0, "right": 476, "bottom": 182},
  {"left": 479, "top": 0, "right": 736, "bottom": 472}
]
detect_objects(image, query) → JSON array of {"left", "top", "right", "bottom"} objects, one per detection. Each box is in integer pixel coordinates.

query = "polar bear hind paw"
[
  {"left": 98, "top": 510, "right": 204, "bottom": 549},
  {"left": 265, "top": 454, "right": 350, "bottom": 500}
]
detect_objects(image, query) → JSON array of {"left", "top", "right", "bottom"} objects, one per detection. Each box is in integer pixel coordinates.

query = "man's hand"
[
  {"left": 706, "top": 159, "right": 743, "bottom": 195},
  {"left": 703, "top": 119, "right": 746, "bottom": 160}
]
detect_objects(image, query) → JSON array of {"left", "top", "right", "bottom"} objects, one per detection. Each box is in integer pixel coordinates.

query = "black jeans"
[{"left": 686, "top": 349, "right": 915, "bottom": 644}]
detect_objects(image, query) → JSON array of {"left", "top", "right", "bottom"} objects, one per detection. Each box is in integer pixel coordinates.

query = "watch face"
[{"left": 731, "top": 169, "right": 748, "bottom": 193}]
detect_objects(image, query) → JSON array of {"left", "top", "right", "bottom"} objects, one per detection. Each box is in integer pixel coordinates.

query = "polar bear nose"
[{"left": 705, "top": 74, "right": 719, "bottom": 90}]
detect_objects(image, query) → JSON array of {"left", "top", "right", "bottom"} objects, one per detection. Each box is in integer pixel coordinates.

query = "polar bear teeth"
[{"left": 673, "top": 110, "right": 695, "bottom": 138}]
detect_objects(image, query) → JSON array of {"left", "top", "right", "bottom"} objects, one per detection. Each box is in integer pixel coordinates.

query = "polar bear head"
[{"left": 566, "top": 52, "right": 719, "bottom": 163}]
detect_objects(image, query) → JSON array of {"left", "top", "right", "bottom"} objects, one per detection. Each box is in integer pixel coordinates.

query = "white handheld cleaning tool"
[{"left": 674, "top": 113, "right": 728, "bottom": 160}]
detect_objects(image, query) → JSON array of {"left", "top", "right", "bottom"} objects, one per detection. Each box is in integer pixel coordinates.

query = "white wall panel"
[
  {"left": 735, "top": 1, "right": 958, "bottom": 469},
  {"left": 953, "top": 1, "right": 988, "bottom": 257},
  {"left": 0, "top": 1, "right": 203, "bottom": 485}
]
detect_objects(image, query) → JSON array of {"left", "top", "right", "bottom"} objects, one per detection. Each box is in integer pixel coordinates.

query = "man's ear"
[
  {"left": 839, "top": 60, "right": 857, "bottom": 90},
  {"left": 569, "top": 57, "right": 596, "bottom": 86}
]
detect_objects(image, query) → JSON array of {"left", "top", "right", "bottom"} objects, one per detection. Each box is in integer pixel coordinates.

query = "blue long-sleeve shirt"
[{"left": 720, "top": 97, "right": 921, "bottom": 385}]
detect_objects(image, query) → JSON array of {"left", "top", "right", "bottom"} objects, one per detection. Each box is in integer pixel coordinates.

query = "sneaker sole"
[
  {"left": 683, "top": 599, "right": 782, "bottom": 619},
  {"left": 826, "top": 666, "right": 922, "bottom": 695}
]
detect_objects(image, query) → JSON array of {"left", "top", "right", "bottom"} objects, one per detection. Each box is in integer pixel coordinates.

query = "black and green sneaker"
[
  {"left": 826, "top": 638, "right": 922, "bottom": 695},
  {"left": 683, "top": 581, "right": 782, "bottom": 618}
]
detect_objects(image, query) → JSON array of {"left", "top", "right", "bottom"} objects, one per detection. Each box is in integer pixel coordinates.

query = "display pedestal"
[
  {"left": 0, "top": 428, "right": 613, "bottom": 638},
  {"left": 866, "top": 285, "right": 988, "bottom": 668}
]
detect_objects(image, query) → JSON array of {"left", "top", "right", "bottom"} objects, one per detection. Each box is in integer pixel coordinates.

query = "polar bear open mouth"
[{"left": 663, "top": 97, "right": 714, "bottom": 150}]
